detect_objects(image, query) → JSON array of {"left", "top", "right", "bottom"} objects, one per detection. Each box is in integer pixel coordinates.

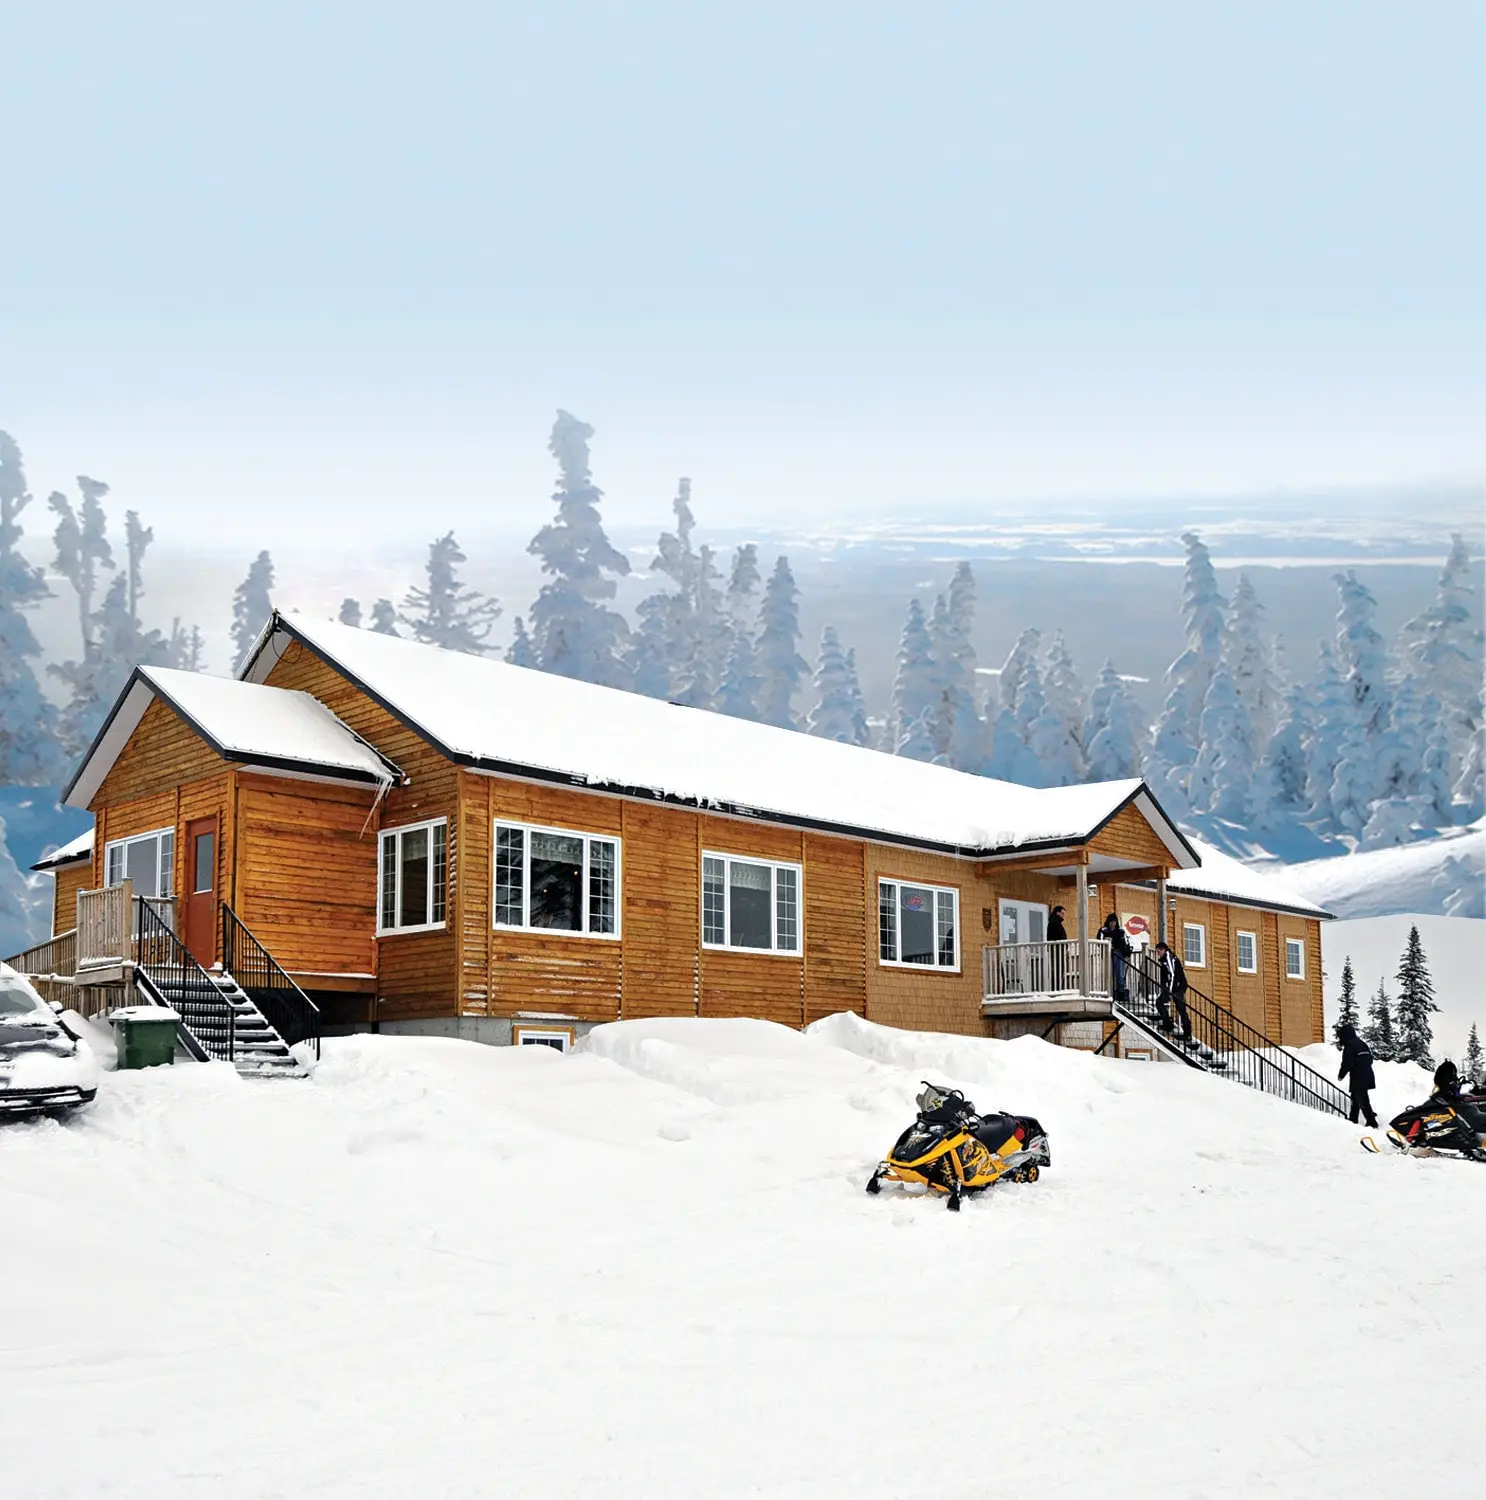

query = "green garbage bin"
[{"left": 109, "top": 1007, "right": 181, "bottom": 1069}]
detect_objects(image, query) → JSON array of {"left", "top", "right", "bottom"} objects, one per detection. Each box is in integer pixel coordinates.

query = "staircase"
[
  {"left": 133, "top": 900, "right": 319, "bottom": 1078},
  {"left": 1117, "top": 949, "right": 1349, "bottom": 1117}
]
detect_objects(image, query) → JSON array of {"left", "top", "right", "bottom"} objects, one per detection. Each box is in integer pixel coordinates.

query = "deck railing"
[
  {"left": 76, "top": 884, "right": 177, "bottom": 967},
  {"left": 982, "top": 938, "right": 1112, "bottom": 1000}
]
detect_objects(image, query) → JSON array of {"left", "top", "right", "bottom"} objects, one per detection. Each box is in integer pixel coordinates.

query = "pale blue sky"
[{"left": 2, "top": 1, "right": 1482, "bottom": 544}]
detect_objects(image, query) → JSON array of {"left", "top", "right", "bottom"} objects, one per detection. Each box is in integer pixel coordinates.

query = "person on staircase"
[
  {"left": 1100, "top": 913, "right": 1131, "bottom": 1005},
  {"left": 1336, "top": 1023, "right": 1378, "bottom": 1128},
  {"left": 1047, "top": 905, "right": 1068, "bottom": 990},
  {"left": 1153, "top": 940, "right": 1193, "bottom": 1042}
]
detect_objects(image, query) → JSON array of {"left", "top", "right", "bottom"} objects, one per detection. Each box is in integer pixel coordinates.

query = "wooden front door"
[{"left": 183, "top": 816, "right": 218, "bottom": 967}]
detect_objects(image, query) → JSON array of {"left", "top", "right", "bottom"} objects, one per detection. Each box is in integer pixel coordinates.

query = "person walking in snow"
[
  {"left": 1337, "top": 1023, "right": 1378, "bottom": 1128},
  {"left": 1100, "top": 913, "right": 1131, "bottom": 1005},
  {"left": 1153, "top": 940, "right": 1193, "bottom": 1041},
  {"left": 1047, "top": 904, "right": 1068, "bottom": 989}
]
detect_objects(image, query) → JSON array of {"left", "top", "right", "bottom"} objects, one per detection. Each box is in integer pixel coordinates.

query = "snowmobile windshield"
[{"left": 0, "top": 981, "right": 47, "bottom": 1021}]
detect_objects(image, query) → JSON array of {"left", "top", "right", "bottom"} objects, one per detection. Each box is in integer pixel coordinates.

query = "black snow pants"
[{"left": 1349, "top": 1084, "right": 1378, "bottom": 1129}]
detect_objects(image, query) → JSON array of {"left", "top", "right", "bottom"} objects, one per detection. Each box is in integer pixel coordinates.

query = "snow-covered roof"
[
  {"left": 31, "top": 829, "right": 94, "bottom": 872},
  {"left": 244, "top": 613, "right": 1198, "bottom": 864},
  {"left": 1167, "top": 837, "right": 1332, "bottom": 920},
  {"left": 62, "top": 666, "right": 403, "bottom": 810}
]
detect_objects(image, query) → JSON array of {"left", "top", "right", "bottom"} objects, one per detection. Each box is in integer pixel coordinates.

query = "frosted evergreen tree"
[
  {"left": 0, "top": 432, "right": 63, "bottom": 784},
  {"left": 49, "top": 477, "right": 114, "bottom": 657},
  {"left": 338, "top": 599, "right": 362, "bottom": 628},
  {"left": 1455, "top": 728, "right": 1485, "bottom": 820},
  {"left": 1261, "top": 683, "right": 1313, "bottom": 812},
  {"left": 1306, "top": 641, "right": 1351, "bottom": 824},
  {"left": 1040, "top": 633, "right": 1087, "bottom": 778},
  {"left": 1464, "top": 1024, "right": 1484, "bottom": 1088},
  {"left": 929, "top": 587, "right": 983, "bottom": 771},
  {"left": 166, "top": 619, "right": 204, "bottom": 671},
  {"left": 1189, "top": 667, "right": 1254, "bottom": 820},
  {"left": 527, "top": 410, "right": 632, "bottom": 689},
  {"left": 369, "top": 599, "right": 399, "bottom": 635},
  {"left": 1359, "top": 797, "right": 1419, "bottom": 850},
  {"left": 1332, "top": 957, "right": 1358, "bottom": 1048},
  {"left": 506, "top": 617, "right": 539, "bottom": 669},
  {"left": 755, "top": 556, "right": 808, "bottom": 730},
  {"left": 402, "top": 532, "right": 500, "bottom": 654},
  {"left": 231, "top": 551, "right": 276, "bottom": 668},
  {"left": 1084, "top": 667, "right": 1144, "bottom": 782},
  {"left": 891, "top": 599, "right": 938, "bottom": 745},
  {"left": 1393, "top": 924, "right": 1438, "bottom": 1068},
  {"left": 627, "top": 613, "right": 674, "bottom": 701},
  {"left": 1418, "top": 728, "right": 1455, "bottom": 827},
  {"left": 1026, "top": 694, "right": 1081, "bottom": 787},
  {"left": 1224, "top": 572, "right": 1281, "bottom": 747},
  {"left": 1363, "top": 979, "right": 1396, "bottom": 1062},
  {"left": 1398, "top": 533, "right": 1483, "bottom": 772},
  {"left": 895, "top": 706, "right": 945, "bottom": 765},
  {"left": 726, "top": 543, "right": 761, "bottom": 625},
  {"left": 983, "top": 705, "right": 1040, "bottom": 784},
  {"left": 1333, "top": 569, "right": 1391, "bottom": 741},
  {"left": 843, "top": 647, "right": 871, "bottom": 748},
  {"left": 715, "top": 626, "right": 763, "bottom": 722},
  {"left": 997, "top": 627, "right": 1041, "bottom": 715},
  {"left": 1327, "top": 721, "right": 1375, "bottom": 836},
  {"left": 1372, "top": 676, "right": 1425, "bottom": 803},
  {"left": 808, "top": 627, "right": 860, "bottom": 742},
  {"left": 640, "top": 478, "right": 702, "bottom": 697}
]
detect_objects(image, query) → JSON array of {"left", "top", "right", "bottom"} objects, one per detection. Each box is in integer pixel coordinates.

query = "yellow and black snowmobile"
[{"left": 866, "top": 1082, "right": 1051, "bottom": 1211}]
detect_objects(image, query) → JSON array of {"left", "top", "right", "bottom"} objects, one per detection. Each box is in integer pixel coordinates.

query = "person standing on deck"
[
  {"left": 1047, "top": 904, "right": 1068, "bottom": 990},
  {"left": 1100, "top": 913, "right": 1131, "bottom": 1005},
  {"left": 1336, "top": 1023, "right": 1378, "bottom": 1128},
  {"left": 1153, "top": 940, "right": 1193, "bottom": 1042}
]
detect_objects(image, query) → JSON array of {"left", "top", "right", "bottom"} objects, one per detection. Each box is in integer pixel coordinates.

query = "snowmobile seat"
[{"left": 971, "top": 1113, "right": 1021, "bottom": 1151}]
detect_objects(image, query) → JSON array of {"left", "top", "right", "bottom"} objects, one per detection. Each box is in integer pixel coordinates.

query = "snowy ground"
[
  {"left": 3, "top": 1016, "right": 1483, "bottom": 1500},
  {"left": 1285, "top": 821, "right": 1484, "bottom": 919},
  {"left": 1322, "top": 913, "right": 1486, "bottom": 1062}
]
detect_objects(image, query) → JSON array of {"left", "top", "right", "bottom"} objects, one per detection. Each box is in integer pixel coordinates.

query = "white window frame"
[
  {"left": 377, "top": 817, "right": 448, "bottom": 936},
  {"left": 1235, "top": 929, "right": 1258, "bottom": 975},
  {"left": 878, "top": 877, "right": 961, "bottom": 973},
  {"left": 1182, "top": 922, "right": 1207, "bottom": 969},
  {"left": 1284, "top": 937, "right": 1306, "bottom": 981},
  {"left": 513, "top": 1025, "right": 574, "bottom": 1053},
  {"left": 103, "top": 826, "right": 175, "bottom": 899},
  {"left": 701, "top": 851, "right": 803, "bottom": 956},
  {"left": 493, "top": 820, "right": 622, "bottom": 941}
]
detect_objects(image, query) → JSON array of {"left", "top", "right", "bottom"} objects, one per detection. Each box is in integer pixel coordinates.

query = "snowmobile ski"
[{"left": 1360, "top": 1136, "right": 1381, "bottom": 1154}]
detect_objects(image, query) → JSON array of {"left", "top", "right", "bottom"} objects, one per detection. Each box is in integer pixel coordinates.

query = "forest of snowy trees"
[{"left": 1, "top": 412, "right": 1482, "bottom": 947}]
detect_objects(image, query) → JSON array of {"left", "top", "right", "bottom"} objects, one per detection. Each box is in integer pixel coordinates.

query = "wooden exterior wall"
[{"left": 50, "top": 861, "right": 92, "bottom": 937}]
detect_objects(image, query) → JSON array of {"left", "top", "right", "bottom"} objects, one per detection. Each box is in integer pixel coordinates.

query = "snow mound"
[{"left": 1285, "top": 822, "right": 1484, "bottom": 919}]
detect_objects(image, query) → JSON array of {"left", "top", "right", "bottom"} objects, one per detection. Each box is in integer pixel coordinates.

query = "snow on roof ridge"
[
  {"left": 1169, "top": 836, "right": 1331, "bottom": 919},
  {"left": 31, "top": 828, "right": 95, "bottom": 871},
  {"left": 258, "top": 610, "right": 1173, "bottom": 858}
]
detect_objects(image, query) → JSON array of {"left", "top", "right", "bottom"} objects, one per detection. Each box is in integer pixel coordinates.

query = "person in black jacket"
[
  {"left": 1046, "top": 905, "right": 1068, "bottom": 943},
  {"left": 1153, "top": 940, "right": 1193, "bottom": 1041},
  {"left": 1337, "top": 1023, "right": 1378, "bottom": 1128},
  {"left": 1046, "top": 905, "right": 1069, "bottom": 990},
  {"left": 1100, "top": 913, "right": 1131, "bottom": 1004}
]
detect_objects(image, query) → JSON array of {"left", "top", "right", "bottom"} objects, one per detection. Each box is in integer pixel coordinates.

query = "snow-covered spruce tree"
[
  {"left": 1189, "top": 667, "right": 1254, "bottom": 821},
  {"left": 1398, "top": 533, "right": 1484, "bottom": 774},
  {"left": 1327, "top": 721, "right": 1375, "bottom": 837},
  {"left": 338, "top": 599, "right": 362, "bottom": 628},
  {"left": 1363, "top": 979, "right": 1396, "bottom": 1062},
  {"left": 527, "top": 410, "right": 632, "bottom": 689},
  {"left": 755, "top": 556, "right": 808, "bottom": 730},
  {"left": 715, "top": 625, "right": 763, "bottom": 722},
  {"left": 1432, "top": 852, "right": 1484, "bottom": 919},
  {"left": 997, "top": 627, "right": 1041, "bottom": 716},
  {"left": 891, "top": 599, "right": 938, "bottom": 748},
  {"left": 929, "top": 589, "right": 983, "bottom": 772},
  {"left": 637, "top": 477, "right": 700, "bottom": 699},
  {"left": 895, "top": 705, "right": 945, "bottom": 765},
  {"left": 1333, "top": 568, "right": 1391, "bottom": 743},
  {"left": 1332, "top": 957, "right": 1358, "bottom": 1048},
  {"left": 1464, "top": 1023, "right": 1484, "bottom": 1087},
  {"left": 1224, "top": 572, "right": 1281, "bottom": 747},
  {"left": 1418, "top": 727, "right": 1456, "bottom": 827},
  {"left": 1262, "top": 682, "right": 1313, "bottom": 814},
  {"left": 49, "top": 476, "right": 114, "bottom": 660},
  {"left": 1305, "top": 640, "right": 1351, "bottom": 825},
  {"left": 1084, "top": 667, "right": 1145, "bottom": 782},
  {"left": 0, "top": 432, "right": 63, "bottom": 784},
  {"left": 1393, "top": 924, "right": 1438, "bottom": 1069},
  {"left": 843, "top": 647, "right": 872, "bottom": 749},
  {"left": 1026, "top": 694, "right": 1081, "bottom": 787},
  {"left": 369, "top": 599, "right": 399, "bottom": 635},
  {"left": 1359, "top": 797, "right": 1419, "bottom": 850},
  {"left": 506, "top": 617, "right": 539, "bottom": 670},
  {"left": 1372, "top": 675, "right": 1425, "bottom": 803},
  {"left": 1040, "top": 632, "right": 1087, "bottom": 780},
  {"left": 726, "top": 543, "right": 761, "bottom": 625},
  {"left": 1455, "top": 727, "right": 1485, "bottom": 820},
  {"left": 627, "top": 612, "right": 673, "bottom": 701},
  {"left": 402, "top": 532, "right": 500, "bottom": 655},
  {"left": 231, "top": 551, "right": 276, "bottom": 668},
  {"left": 807, "top": 626, "right": 860, "bottom": 742},
  {"left": 983, "top": 705, "right": 1040, "bottom": 784}
]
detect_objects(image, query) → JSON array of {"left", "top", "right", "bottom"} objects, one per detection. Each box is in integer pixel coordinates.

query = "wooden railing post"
[{"left": 1075, "top": 865, "right": 1090, "bottom": 997}]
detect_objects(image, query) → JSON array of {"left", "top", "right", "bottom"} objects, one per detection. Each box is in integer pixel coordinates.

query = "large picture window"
[
  {"left": 701, "top": 852, "right": 801, "bottom": 954},
  {"left": 494, "top": 822, "right": 620, "bottom": 938},
  {"left": 104, "top": 827, "right": 174, "bottom": 900},
  {"left": 878, "top": 878, "right": 959, "bottom": 970},
  {"left": 378, "top": 818, "right": 448, "bottom": 934}
]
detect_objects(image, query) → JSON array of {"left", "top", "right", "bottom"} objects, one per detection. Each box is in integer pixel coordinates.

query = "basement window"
[
  {"left": 494, "top": 822, "right": 620, "bottom": 938},
  {"left": 1236, "top": 930, "right": 1258, "bottom": 975},
  {"left": 104, "top": 827, "right": 174, "bottom": 900},
  {"left": 513, "top": 1025, "right": 574, "bottom": 1053},
  {"left": 702, "top": 852, "right": 802, "bottom": 955},
  {"left": 378, "top": 818, "right": 448, "bottom": 934},
  {"left": 878, "top": 879, "right": 959, "bottom": 971},
  {"left": 1182, "top": 922, "right": 1207, "bottom": 969},
  {"left": 1285, "top": 938, "right": 1305, "bottom": 981}
]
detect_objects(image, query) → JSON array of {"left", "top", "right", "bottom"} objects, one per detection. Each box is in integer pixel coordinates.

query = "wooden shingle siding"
[
  {"left": 803, "top": 834, "right": 866, "bottom": 1024},
  {"left": 51, "top": 862, "right": 91, "bottom": 937},
  {"left": 1261, "top": 912, "right": 1283, "bottom": 1038},
  {"left": 1090, "top": 803, "right": 1172, "bottom": 868}
]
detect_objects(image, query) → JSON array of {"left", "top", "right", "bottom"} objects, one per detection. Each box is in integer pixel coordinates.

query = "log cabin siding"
[
  {"left": 618, "top": 802, "right": 700, "bottom": 1020},
  {"left": 803, "top": 834, "right": 867, "bottom": 1025},
  {"left": 51, "top": 861, "right": 92, "bottom": 938},
  {"left": 92, "top": 699, "right": 222, "bottom": 809},
  {"left": 1090, "top": 803, "right": 1173, "bottom": 868}
]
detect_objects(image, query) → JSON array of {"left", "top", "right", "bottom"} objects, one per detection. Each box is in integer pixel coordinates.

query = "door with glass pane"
[
  {"left": 183, "top": 817, "right": 217, "bottom": 966},
  {"left": 997, "top": 898, "right": 1049, "bottom": 993}
]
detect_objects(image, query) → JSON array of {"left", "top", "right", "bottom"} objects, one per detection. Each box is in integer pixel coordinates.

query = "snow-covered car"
[{"left": 0, "top": 964, "right": 99, "bottom": 1117}]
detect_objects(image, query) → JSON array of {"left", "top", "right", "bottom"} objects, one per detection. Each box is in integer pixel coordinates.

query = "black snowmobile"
[
  {"left": 866, "top": 1082, "right": 1051, "bottom": 1210},
  {"left": 1385, "top": 1062, "right": 1486, "bottom": 1163}
]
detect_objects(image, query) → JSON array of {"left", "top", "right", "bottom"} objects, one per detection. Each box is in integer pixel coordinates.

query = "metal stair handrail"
[
  {"left": 133, "top": 898, "right": 231, "bottom": 1062},
  {"left": 1122, "top": 948, "right": 1348, "bottom": 1117},
  {"left": 220, "top": 905, "right": 321, "bottom": 1061}
]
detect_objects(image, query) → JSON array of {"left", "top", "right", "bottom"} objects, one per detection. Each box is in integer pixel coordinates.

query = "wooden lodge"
[{"left": 14, "top": 613, "right": 1330, "bottom": 1062}]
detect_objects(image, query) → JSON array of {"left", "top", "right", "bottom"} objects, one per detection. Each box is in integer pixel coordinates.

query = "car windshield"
[{"left": 0, "top": 979, "right": 47, "bottom": 1021}]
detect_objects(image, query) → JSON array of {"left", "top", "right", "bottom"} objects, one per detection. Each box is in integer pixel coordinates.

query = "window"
[
  {"left": 1285, "top": 938, "right": 1305, "bottom": 981},
  {"left": 701, "top": 852, "right": 802, "bottom": 954},
  {"left": 1182, "top": 922, "right": 1206, "bottom": 969},
  {"left": 104, "top": 827, "right": 174, "bottom": 900},
  {"left": 494, "top": 822, "right": 620, "bottom": 938},
  {"left": 1235, "top": 930, "right": 1257, "bottom": 974},
  {"left": 513, "top": 1025, "right": 573, "bottom": 1053},
  {"left": 378, "top": 818, "right": 448, "bottom": 934},
  {"left": 192, "top": 832, "right": 215, "bottom": 895},
  {"left": 879, "top": 879, "right": 959, "bottom": 970}
]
